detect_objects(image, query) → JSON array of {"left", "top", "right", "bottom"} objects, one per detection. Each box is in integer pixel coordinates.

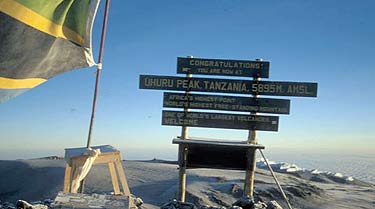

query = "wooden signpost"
[
  {"left": 245, "top": 59, "right": 262, "bottom": 198},
  {"left": 139, "top": 56, "right": 318, "bottom": 206}
]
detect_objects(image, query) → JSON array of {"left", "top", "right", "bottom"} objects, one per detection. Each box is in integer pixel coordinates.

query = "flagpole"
[
  {"left": 86, "top": 0, "right": 111, "bottom": 148},
  {"left": 78, "top": 0, "right": 111, "bottom": 194}
]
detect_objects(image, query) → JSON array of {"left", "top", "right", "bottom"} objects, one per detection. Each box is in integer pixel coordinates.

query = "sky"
[{"left": 0, "top": 0, "right": 374, "bottom": 160}]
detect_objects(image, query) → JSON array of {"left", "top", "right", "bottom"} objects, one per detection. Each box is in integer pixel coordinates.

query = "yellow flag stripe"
[
  {"left": 0, "top": 0, "right": 84, "bottom": 45},
  {"left": 0, "top": 77, "right": 46, "bottom": 89}
]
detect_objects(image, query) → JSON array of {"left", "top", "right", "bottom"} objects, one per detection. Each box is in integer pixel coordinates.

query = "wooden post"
[
  {"left": 108, "top": 162, "right": 121, "bottom": 195},
  {"left": 177, "top": 130, "right": 188, "bottom": 202},
  {"left": 115, "top": 160, "right": 131, "bottom": 196},
  {"left": 63, "top": 164, "right": 72, "bottom": 192},
  {"left": 177, "top": 56, "right": 193, "bottom": 202},
  {"left": 244, "top": 58, "right": 262, "bottom": 198}
]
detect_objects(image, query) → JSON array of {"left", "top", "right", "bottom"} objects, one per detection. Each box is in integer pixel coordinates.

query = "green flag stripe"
[
  {"left": 14, "top": 0, "right": 90, "bottom": 38},
  {"left": 0, "top": 0, "right": 83, "bottom": 45},
  {"left": 0, "top": 12, "right": 94, "bottom": 80}
]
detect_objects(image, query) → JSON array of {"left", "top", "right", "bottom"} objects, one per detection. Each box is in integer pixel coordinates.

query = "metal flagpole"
[
  {"left": 86, "top": 0, "right": 111, "bottom": 149},
  {"left": 79, "top": 0, "right": 111, "bottom": 193}
]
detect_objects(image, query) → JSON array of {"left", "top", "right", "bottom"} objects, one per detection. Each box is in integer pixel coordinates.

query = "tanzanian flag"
[{"left": 0, "top": 0, "right": 100, "bottom": 102}]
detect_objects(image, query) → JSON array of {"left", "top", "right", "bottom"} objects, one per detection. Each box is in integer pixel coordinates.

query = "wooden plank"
[
  {"left": 94, "top": 152, "right": 121, "bottom": 164},
  {"left": 139, "top": 75, "right": 318, "bottom": 97},
  {"left": 177, "top": 57, "right": 270, "bottom": 78},
  {"left": 162, "top": 110, "right": 279, "bottom": 131},
  {"left": 63, "top": 164, "right": 71, "bottom": 192},
  {"left": 163, "top": 92, "right": 290, "bottom": 114},
  {"left": 108, "top": 162, "right": 121, "bottom": 195},
  {"left": 115, "top": 161, "right": 131, "bottom": 197},
  {"left": 68, "top": 152, "right": 121, "bottom": 167},
  {"left": 64, "top": 145, "right": 119, "bottom": 165}
]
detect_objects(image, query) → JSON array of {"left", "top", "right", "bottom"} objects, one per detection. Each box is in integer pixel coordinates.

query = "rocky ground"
[{"left": 0, "top": 158, "right": 374, "bottom": 209}]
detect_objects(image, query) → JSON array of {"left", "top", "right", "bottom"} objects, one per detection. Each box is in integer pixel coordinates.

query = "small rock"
[
  {"left": 253, "top": 201, "right": 267, "bottom": 209},
  {"left": 43, "top": 199, "right": 53, "bottom": 207},
  {"left": 230, "top": 184, "right": 243, "bottom": 198},
  {"left": 161, "top": 199, "right": 197, "bottom": 209},
  {"left": 16, "top": 200, "right": 47, "bottom": 209},
  {"left": 134, "top": 197, "right": 143, "bottom": 207},
  {"left": 201, "top": 206, "right": 226, "bottom": 209},
  {"left": 228, "top": 206, "right": 243, "bottom": 209},
  {"left": 232, "top": 197, "right": 255, "bottom": 209},
  {"left": 266, "top": 201, "right": 282, "bottom": 209},
  {"left": 16, "top": 200, "right": 33, "bottom": 209}
]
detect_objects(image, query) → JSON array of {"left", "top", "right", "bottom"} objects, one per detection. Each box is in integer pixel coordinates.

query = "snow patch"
[{"left": 256, "top": 158, "right": 356, "bottom": 183}]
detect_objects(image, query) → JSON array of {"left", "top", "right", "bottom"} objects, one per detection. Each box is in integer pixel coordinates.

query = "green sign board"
[
  {"left": 177, "top": 57, "right": 270, "bottom": 78},
  {"left": 162, "top": 110, "right": 279, "bottom": 131},
  {"left": 140, "top": 75, "right": 318, "bottom": 97},
  {"left": 163, "top": 92, "right": 290, "bottom": 114}
]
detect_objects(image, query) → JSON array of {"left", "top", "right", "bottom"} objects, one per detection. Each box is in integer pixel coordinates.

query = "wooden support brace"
[
  {"left": 115, "top": 161, "right": 131, "bottom": 196},
  {"left": 108, "top": 162, "right": 121, "bottom": 195},
  {"left": 63, "top": 164, "right": 72, "bottom": 192},
  {"left": 69, "top": 165, "right": 79, "bottom": 193}
]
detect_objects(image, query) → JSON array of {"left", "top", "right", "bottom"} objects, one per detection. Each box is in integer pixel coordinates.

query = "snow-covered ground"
[
  {"left": 256, "top": 159, "right": 356, "bottom": 183},
  {"left": 260, "top": 151, "right": 375, "bottom": 184},
  {"left": 0, "top": 158, "right": 374, "bottom": 209}
]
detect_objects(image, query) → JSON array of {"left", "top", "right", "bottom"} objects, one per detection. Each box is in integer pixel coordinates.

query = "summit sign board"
[
  {"left": 177, "top": 57, "right": 270, "bottom": 78},
  {"left": 139, "top": 75, "right": 318, "bottom": 97},
  {"left": 139, "top": 56, "right": 319, "bottom": 200}
]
